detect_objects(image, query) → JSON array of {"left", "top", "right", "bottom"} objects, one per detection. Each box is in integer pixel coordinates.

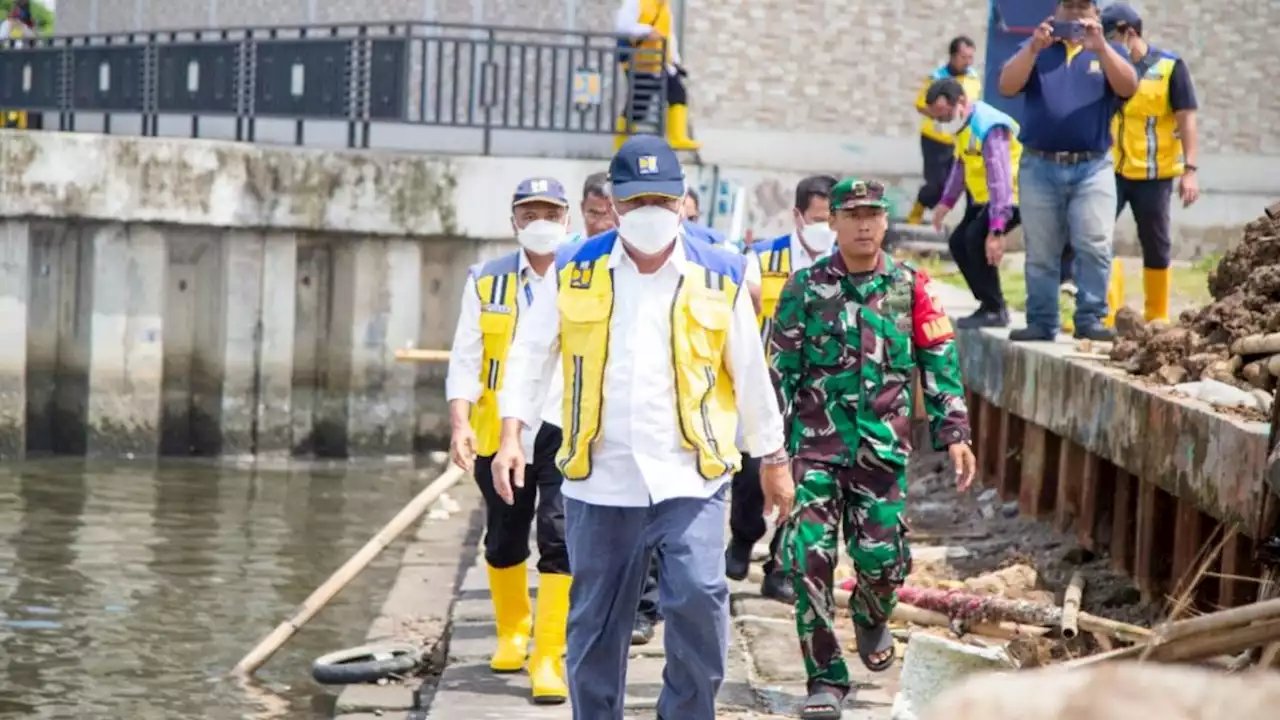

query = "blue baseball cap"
[
  {"left": 608, "top": 135, "right": 685, "bottom": 202},
  {"left": 512, "top": 177, "right": 569, "bottom": 207},
  {"left": 1100, "top": 2, "right": 1141, "bottom": 33}
]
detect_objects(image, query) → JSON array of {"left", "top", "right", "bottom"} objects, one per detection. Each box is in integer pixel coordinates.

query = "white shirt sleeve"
[
  {"left": 500, "top": 276, "right": 562, "bottom": 430},
  {"left": 445, "top": 275, "right": 483, "bottom": 403},
  {"left": 614, "top": 0, "right": 649, "bottom": 38},
  {"left": 743, "top": 253, "right": 762, "bottom": 289},
  {"left": 724, "top": 283, "right": 785, "bottom": 457}
]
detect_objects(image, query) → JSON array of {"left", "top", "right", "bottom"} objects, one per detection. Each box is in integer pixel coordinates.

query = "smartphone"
[{"left": 1050, "top": 20, "right": 1084, "bottom": 40}]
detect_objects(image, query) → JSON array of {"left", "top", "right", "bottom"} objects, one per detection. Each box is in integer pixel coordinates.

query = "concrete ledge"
[{"left": 956, "top": 327, "right": 1271, "bottom": 534}]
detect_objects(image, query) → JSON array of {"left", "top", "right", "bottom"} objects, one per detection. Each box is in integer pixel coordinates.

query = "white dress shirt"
[
  {"left": 614, "top": 0, "right": 681, "bottom": 71},
  {"left": 500, "top": 237, "right": 785, "bottom": 507},
  {"left": 445, "top": 250, "right": 564, "bottom": 461}
]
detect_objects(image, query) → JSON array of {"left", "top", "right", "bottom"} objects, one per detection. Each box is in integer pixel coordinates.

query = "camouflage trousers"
[{"left": 780, "top": 454, "right": 911, "bottom": 689}]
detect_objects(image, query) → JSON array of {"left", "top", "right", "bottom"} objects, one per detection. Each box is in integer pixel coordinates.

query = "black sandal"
[
  {"left": 854, "top": 621, "right": 897, "bottom": 673},
  {"left": 800, "top": 682, "right": 847, "bottom": 719}
]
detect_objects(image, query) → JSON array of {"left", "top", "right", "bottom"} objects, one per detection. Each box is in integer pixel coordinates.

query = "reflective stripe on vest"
[
  {"left": 917, "top": 65, "right": 983, "bottom": 145},
  {"left": 554, "top": 232, "right": 744, "bottom": 481},
  {"left": 1111, "top": 56, "right": 1183, "bottom": 180},
  {"left": 954, "top": 102, "right": 1023, "bottom": 206},
  {"left": 468, "top": 252, "right": 521, "bottom": 456}
]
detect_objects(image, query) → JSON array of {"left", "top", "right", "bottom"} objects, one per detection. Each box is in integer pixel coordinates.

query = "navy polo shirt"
[{"left": 1017, "top": 40, "right": 1132, "bottom": 153}]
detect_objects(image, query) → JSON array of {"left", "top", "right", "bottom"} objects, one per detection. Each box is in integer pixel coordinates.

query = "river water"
[{"left": 0, "top": 458, "right": 437, "bottom": 719}]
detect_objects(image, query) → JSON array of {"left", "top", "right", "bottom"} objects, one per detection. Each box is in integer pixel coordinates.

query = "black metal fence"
[{"left": 0, "top": 21, "right": 668, "bottom": 154}]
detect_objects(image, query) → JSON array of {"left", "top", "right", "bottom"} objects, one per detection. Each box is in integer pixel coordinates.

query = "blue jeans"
[
  {"left": 1019, "top": 153, "right": 1116, "bottom": 334},
  {"left": 564, "top": 488, "right": 729, "bottom": 720}
]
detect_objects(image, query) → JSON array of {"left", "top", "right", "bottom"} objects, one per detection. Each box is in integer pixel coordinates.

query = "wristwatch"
[
  {"left": 760, "top": 449, "right": 790, "bottom": 467},
  {"left": 1185, "top": 164, "right": 1199, "bottom": 173}
]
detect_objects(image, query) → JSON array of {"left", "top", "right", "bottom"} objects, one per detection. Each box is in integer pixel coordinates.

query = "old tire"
[{"left": 311, "top": 641, "right": 423, "bottom": 685}]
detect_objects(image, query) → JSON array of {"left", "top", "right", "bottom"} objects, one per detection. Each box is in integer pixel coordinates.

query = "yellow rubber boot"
[
  {"left": 1103, "top": 258, "right": 1125, "bottom": 329},
  {"left": 906, "top": 201, "right": 925, "bottom": 225},
  {"left": 1143, "top": 267, "right": 1172, "bottom": 324},
  {"left": 529, "top": 573, "right": 572, "bottom": 704},
  {"left": 665, "top": 104, "right": 702, "bottom": 151},
  {"left": 487, "top": 563, "right": 532, "bottom": 673},
  {"left": 613, "top": 115, "right": 631, "bottom": 153}
]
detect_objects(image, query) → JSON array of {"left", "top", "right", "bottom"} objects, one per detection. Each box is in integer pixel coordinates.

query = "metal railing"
[{"left": 0, "top": 21, "right": 668, "bottom": 155}]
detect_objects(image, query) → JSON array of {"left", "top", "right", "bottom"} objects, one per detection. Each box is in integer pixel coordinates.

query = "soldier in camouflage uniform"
[{"left": 769, "top": 178, "right": 976, "bottom": 718}]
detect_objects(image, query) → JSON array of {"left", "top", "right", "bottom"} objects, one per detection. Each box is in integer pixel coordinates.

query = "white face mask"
[
  {"left": 938, "top": 109, "right": 969, "bottom": 135},
  {"left": 516, "top": 219, "right": 568, "bottom": 255},
  {"left": 799, "top": 222, "right": 836, "bottom": 254},
  {"left": 618, "top": 205, "right": 682, "bottom": 255}
]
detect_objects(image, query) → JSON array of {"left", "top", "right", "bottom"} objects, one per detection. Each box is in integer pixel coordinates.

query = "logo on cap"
[
  {"left": 851, "top": 181, "right": 869, "bottom": 198},
  {"left": 637, "top": 155, "right": 659, "bottom": 175},
  {"left": 529, "top": 179, "right": 549, "bottom": 193}
]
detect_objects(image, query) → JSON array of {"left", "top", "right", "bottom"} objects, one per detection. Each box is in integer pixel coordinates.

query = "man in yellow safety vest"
[
  {"left": 444, "top": 177, "right": 577, "bottom": 705},
  {"left": 907, "top": 36, "right": 982, "bottom": 226},
  {"left": 492, "top": 135, "right": 791, "bottom": 719},
  {"left": 1102, "top": 2, "right": 1200, "bottom": 324}
]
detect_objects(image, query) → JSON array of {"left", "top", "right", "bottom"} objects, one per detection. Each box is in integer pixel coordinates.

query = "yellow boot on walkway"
[
  {"left": 528, "top": 573, "right": 572, "bottom": 705},
  {"left": 487, "top": 562, "right": 532, "bottom": 673},
  {"left": 665, "top": 104, "right": 702, "bottom": 151},
  {"left": 1103, "top": 258, "right": 1125, "bottom": 329},
  {"left": 906, "top": 201, "right": 925, "bottom": 226},
  {"left": 1143, "top": 267, "right": 1172, "bottom": 324}
]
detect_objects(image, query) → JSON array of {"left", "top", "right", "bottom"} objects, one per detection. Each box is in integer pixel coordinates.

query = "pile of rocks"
[{"left": 1110, "top": 209, "right": 1280, "bottom": 401}]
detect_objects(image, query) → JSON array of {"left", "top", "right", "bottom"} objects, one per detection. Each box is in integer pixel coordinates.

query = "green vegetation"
[{"left": 0, "top": 1, "right": 54, "bottom": 35}]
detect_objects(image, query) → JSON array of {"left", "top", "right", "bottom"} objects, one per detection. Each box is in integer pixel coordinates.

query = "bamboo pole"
[
  {"left": 1061, "top": 571, "right": 1084, "bottom": 640},
  {"left": 230, "top": 463, "right": 467, "bottom": 677},
  {"left": 394, "top": 348, "right": 452, "bottom": 363}
]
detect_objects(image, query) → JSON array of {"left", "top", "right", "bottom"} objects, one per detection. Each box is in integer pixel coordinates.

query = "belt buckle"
[{"left": 1053, "top": 151, "right": 1077, "bottom": 164}]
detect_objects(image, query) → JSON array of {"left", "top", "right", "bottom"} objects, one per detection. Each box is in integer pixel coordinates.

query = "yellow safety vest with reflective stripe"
[
  {"left": 555, "top": 231, "right": 744, "bottom": 481},
  {"left": 468, "top": 252, "right": 522, "bottom": 456},
  {"left": 916, "top": 64, "right": 983, "bottom": 145},
  {"left": 624, "top": 0, "right": 673, "bottom": 76},
  {"left": 747, "top": 234, "right": 792, "bottom": 339},
  {"left": 1111, "top": 54, "right": 1184, "bottom": 180},
  {"left": 954, "top": 102, "right": 1023, "bottom": 206}
]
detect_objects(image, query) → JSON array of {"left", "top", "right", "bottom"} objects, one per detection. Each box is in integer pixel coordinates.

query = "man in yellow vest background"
[
  {"left": 614, "top": 0, "right": 701, "bottom": 152},
  {"left": 1102, "top": 3, "right": 1200, "bottom": 324},
  {"left": 907, "top": 36, "right": 982, "bottom": 226},
  {"left": 728, "top": 175, "right": 837, "bottom": 605},
  {"left": 926, "top": 78, "right": 1024, "bottom": 330},
  {"left": 444, "top": 177, "right": 576, "bottom": 705},
  {"left": 492, "top": 135, "right": 792, "bottom": 719}
]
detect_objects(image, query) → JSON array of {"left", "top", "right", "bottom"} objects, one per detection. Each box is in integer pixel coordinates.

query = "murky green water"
[{"left": 0, "top": 458, "right": 436, "bottom": 719}]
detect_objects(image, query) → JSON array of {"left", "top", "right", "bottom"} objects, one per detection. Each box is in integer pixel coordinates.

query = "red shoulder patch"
[{"left": 911, "top": 269, "right": 954, "bottom": 348}]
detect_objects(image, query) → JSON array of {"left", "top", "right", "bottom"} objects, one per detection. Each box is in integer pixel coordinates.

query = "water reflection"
[{"left": 0, "top": 459, "right": 429, "bottom": 719}]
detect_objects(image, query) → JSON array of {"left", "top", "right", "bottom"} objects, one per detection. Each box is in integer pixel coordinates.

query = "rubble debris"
[{"left": 1109, "top": 211, "right": 1280, "bottom": 416}]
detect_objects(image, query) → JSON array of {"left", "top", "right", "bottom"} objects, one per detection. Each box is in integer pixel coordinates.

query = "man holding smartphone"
[{"left": 998, "top": 0, "right": 1138, "bottom": 342}]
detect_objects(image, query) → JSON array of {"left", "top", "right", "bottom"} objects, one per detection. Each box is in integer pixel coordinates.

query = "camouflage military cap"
[{"left": 830, "top": 177, "right": 889, "bottom": 211}]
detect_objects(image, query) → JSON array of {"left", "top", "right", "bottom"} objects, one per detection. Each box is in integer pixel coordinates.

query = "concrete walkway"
[{"left": 421, "top": 546, "right": 899, "bottom": 719}]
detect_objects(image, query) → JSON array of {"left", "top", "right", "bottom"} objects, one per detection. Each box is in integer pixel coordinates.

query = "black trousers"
[
  {"left": 473, "top": 423, "right": 569, "bottom": 575},
  {"left": 627, "top": 70, "right": 687, "bottom": 124},
  {"left": 916, "top": 136, "right": 956, "bottom": 209},
  {"left": 949, "top": 204, "right": 1023, "bottom": 312},
  {"left": 727, "top": 455, "right": 780, "bottom": 575},
  {"left": 1116, "top": 176, "right": 1174, "bottom": 269},
  {"left": 637, "top": 555, "right": 662, "bottom": 622}
]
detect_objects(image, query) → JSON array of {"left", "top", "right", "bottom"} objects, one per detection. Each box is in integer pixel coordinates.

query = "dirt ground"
[{"left": 898, "top": 446, "right": 1162, "bottom": 656}]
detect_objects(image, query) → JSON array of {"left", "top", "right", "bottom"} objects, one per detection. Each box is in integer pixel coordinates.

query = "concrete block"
[
  {"left": 85, "top": 223, "right": 165, "bottom": 456},
  {"left": 0, "top": 220, "right": 29, "bottom": 459},
  {"left": 26, "top": 222, "right": 64, "bottom": 454},
  {"left": 332, "top": 683, "right": 418, "bottom": 713},
  {"left": 257, "top": 231, "right": 297, "bottom": 454}
]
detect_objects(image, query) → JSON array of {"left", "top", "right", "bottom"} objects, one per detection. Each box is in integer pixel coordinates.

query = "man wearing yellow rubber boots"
[
  {"left": 445, "top": 177, "right": 575, "bottom": 704},
  {"left": 1102, "top": 2, "right": 1200, "bottom": 323},
  {"left": 614, "top": 0, "right": 700, "bottom": 152},
  {"left": 494, "top": 135, "right": 791, "bottom": 719}
]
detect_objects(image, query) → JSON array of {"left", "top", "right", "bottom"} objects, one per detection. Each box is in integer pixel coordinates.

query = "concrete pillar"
[
  {"left": 85, "top": 224, "right": 166, "bottom": 458},
  {"left": 215, "top": 231, "right": 297, "bottom": 457},
  {"left": 292, "top": 239, "right": 335, "bottom": 456},
  {"left": 329, "top": 238, "right": 422, "bottom": 457},
  {"left": 0, "top": 221, "right": 29, "bottom": 460}
]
